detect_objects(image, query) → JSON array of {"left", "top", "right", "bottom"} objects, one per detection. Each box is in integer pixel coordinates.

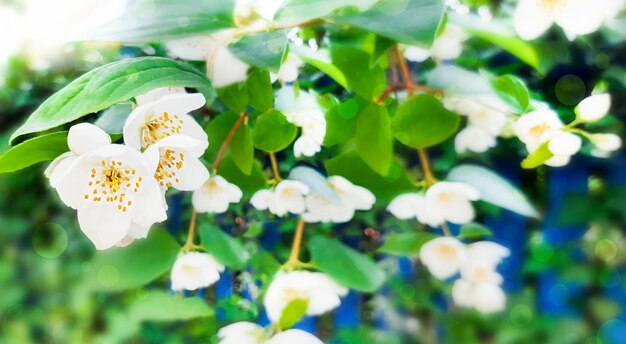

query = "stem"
[
  {"left": 184, "top": 210, "right": 198, "bottom": 250},
  {"left": 213, "top": 112, "right": 247, "bottom": 173},
  {"left": 233, "top": 18, "right": 325, "bottom": 37},
  {"left": 440, "top": 222, "right": 452, "bottom": 237},
  {"left": 285, "top": 218, "right": 306, "bottom": 266},
  {"left": 417, "top": 148, "right": 437, "bottom": 186},
  {"left": 269, "top": 152, "right": 282, "bottom": 182}
]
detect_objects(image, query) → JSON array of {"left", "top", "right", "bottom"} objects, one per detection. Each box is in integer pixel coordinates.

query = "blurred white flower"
[
  {"left": 263, "top": 271, "right": 348, "bottom": 323},
  {"left": 143, "top": 135, "right": 210, "bottom": 191},
  {"left": 452, "top": 279, "right": 506, "bottom": 313},
  {"left": 576, "top": 94, "right": 611, "bottom": 122},
  {"left": 165, "top": 32, "right": 250, "bottom": 87},
  {"left": 50, "top": 138, "right": 166, "bottom": 250},
  {"left": 546, "top": 131, "right": 582, "bottom": 165},
  {"left": 135, "top": 87, "right": 187, "bottom": 106},
  {"left": 265, "top": 330, "right": 324, "bottom": 344},
  {"left": 589, "top": 133, "right": 622, "bottom": 152},
  {"left": 465, "top": 241, "right": 511, "bottom": 268},
  {"left": 419, "top": 237, "right": 466, "bottom": 280},
  {"left": 513, "top": 0, "right": 623, "bottom": 40},
  {"left": 171, "top": 252, "right": 225, "bottom": 291},
  {"left": 271, "top": 54, "right": 304, "bottom": 83},
  {"left": 275, "top": 86, "right": 326, "bottom": 157},
  {"left": 123, "top": 92, "right": 208, "bottom": 150},
  {"left": 218, "top": 321, "right": 267, "bottom": 344},
  {"left": 250, "top": 180, "right": 310, "bottom": 216},
  {"left": 234, "top": 0, "right": 286, "bottom": 22},
  {"left": 302, "top": 176, "right": 375, "bottom": 223},
  {"left": 192, "top": 176, "right": 243, "bottom": 214},
  {"left": 513, "top": 109, "right": 563, "bottom": 152},
  {"left": 454, "top": 126, "right": 497, "bottom": 154},
  {"left": 404, "top": 24, "right": 467, "bottom": 62}
]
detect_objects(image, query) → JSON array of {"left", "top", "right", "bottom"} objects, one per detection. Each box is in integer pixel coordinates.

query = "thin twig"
[
  {"left": 213, "top": 112, "right": 247, "bottom": 173},
  {"left": 285, "top": 218, "right": 306, "bottom": 266},
  {"left": 269, "top": 152, "right": 282, "bottom": 182},
  {"left": 183, "top": 210, "right": 198, "bottom": 250}
]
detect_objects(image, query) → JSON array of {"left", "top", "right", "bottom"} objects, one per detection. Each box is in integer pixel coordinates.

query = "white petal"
[
  {"left": 466, "top": 241, "right": 510, "bottom": 267},
  {"left": 544, "top": 154, "right": 571, "bottom": 167},
  {"left": 210, "top": 47, "right": 250, "bottom": 87},
  {"left": 192, "top": 176, "right": 241, "bottom": 213},
  {"left": 548, "top": 131, "right": 582, "bottom": 156},
  {"left": 274, "top": 180, "right": 309, "bottom": 214},
  {"left": 387, "top": 193, "right": 423, "bottom": 219},
  {"left": 513, "top": 109, "right": 563, "bottom": 149},
  {"left": 472, "top": 283, "right": 507, "bottom": 313},
  {"left": 451, "top": 279, "right": 474, "bottom": 308},
  {"left": 590, "top": 133, "right": 622, "bottom": 152},
  {"left": 554, "top": 0, "right": 605, "bottom": 39},
  {"left": 250, "top": 189, "right": 274, "bottom": 211},
  {"left": 68, "top": 123, "right": 111, "bottom": 155},
  {"left": 135, "top": 87, "right": 186, "bottom": 106},
  {"left": 403, "top": 46, "right": 430, "bottom": 62},
  {"left": 171, "top": 252, "right": 225, "bottom": 291},
  {"left": 45, "top": 152, "right": 77, "bottom": 186},
  {"left": 454, "top": 126, "right": 496, "bottom": 154},
  {"left": 218, "top": 321, "right": 264, "bottom": 344},
  {"left": 53, "top": 155, "right": 93, "bottom": 209},
  {"left": 165, "top": 36, "right": 214, "bottom": 61},
  {"left": 460, "top": 261, "right": 504, "bottom": 285},
  {"left": 513, "top": 0, "right": 554, "bottom": 40},
  {"left": 266, "top": 330, "right": 324, "bottom": 344},
  {"left": 293, "top": 135, "right": 322, "bottom": 157},
  {"left": 419, "top": 237, "right": 466, "bottom": 280},
  {"left": 77, "top": 205, "right": 132, "bottom": 250},
  {"left": 576, "top": 94, "right": 611, "bottom": 122}
]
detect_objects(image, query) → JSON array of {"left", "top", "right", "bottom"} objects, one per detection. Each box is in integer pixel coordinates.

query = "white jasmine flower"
[
  {"left": 143, "top": 135, "right": 210, "bottom": 191},
  {"left": 452, "top": 279, "right": 506, "bottom": 313},
  {"left": 271, "top": 54, "right": 304, "bottom": 83},
  {"left": 51, "top": 143, "right": 167, "bottom": 250},
  {"left": 123, "top": 92, "right": 208, "bottom": 150},
  {"left": 547, "top": 131, "right": 582, "bottom": 157},
  {"left": 454, "top": 126, "right": 497, "bottom": 153},
  {"left": 589, "top": 133, "right": 622, "bottom": 152},
  {"left": 513, "top": 109, "right": 563, "bottom": 152},
  {"left": 265, "top": 330, "right": 324, "bottom": 344},
  {"left": 171, "top": 252, "right": 225, "bottom": 291},
  {"left": 218, "top": 321, "right": 266, "bottom": 344},
  {"left": 419, "top": 237, "right": 466, "bottom": 280},
  {"left": 302, "top": 176, "right": 375, "bottom": 223},
  {"left": 250, "top": 180, "right": 310, "bottom": 216},
  {"left": 192, "top": 176, "right": 243, "bottom": 213},
  {"left": 234, "top": 0, "right": 286, "bottom": 22},
  {"left": 459, "top": 260, "right": 504, "bottom": 285},
  {"left": 576, "top": 94, "right": 611, "bottom": 122},
  {"left": 513, "top": 0, "right": 621, "bottom": 40},
  {"left": 165, "top": 33, "right": 250, "bottom": 87},
  {"left": 404, "top": 24, "right": 468, "bottom": 62},
  {"left": 263, "top": 271, "right": 348, "bottom": 323},
  {"left": 275, "top": 86, "right": 326, "bottom": 157},
  {"left": 544, "top": 154, "right": 571, "bottom": 167},
  {"left": 465, "top": 241, "right": 511, "bottom": 267}
]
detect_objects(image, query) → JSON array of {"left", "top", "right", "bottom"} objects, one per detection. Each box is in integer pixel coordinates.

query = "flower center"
[
  {"left": 473, "top": 267, "right": 489, "bottom": 282},
  {"left": 283, "top": 287, "right": 309, "bottom": 304},
  {"left": 437, "top": 244, "right": 458, "bottom": 259},
  {"left": 437, "top": 191, "right": 455, "bottom": 203},
  {"left": 529, "top": 123, "right": 551, "bottom": 138},
  {"left": 537, "top": 0, "right": 567, "bottom": 11},
  {"left": 182, "top": 263, "right": 201, "bottom": 274},
  {"left": 155, "top": 148, "right": 185, "bottom": 188},
  {"left": 141, "top": 112, "right": 184, "bottom": 147},
  {"left": 83, "top": 159, "right": 143, "bottom": 212}
]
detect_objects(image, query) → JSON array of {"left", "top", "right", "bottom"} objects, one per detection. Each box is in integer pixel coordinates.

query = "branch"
[{"left": 213, "top": 112, "right": 247, "bottom": 173}]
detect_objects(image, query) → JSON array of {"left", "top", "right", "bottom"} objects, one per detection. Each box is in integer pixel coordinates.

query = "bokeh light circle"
[
  {"left": 555, "top": 75, "right": 586, "bottom": 106},
  {"left": 595, "top": 239, "right": 618, "bottom": 262},
  {"left": 509, "top": 304, "right": 533, "bottom": 327},
  {"left": 31, "top": 222, "right": 68, "bottom": 259}
]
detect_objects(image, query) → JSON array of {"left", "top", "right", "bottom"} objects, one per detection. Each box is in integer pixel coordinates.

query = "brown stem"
[
  {"left": 286, "top": 218, "right": 306, "bottom": 265},
  {"left": 440, "top": 222, "right": 452, "bottom": 237},
  {"left": 234, "top": 18, "right": 326, "bottom": 37},
  {"left": 213, "top": 112, "right": 247, "bottom": 173},
  {"left": 184, "top": 210, "right": 198, "bottom": 250},
  {"left": 417, "top": 148, "right": 437, "bottom": 186},
  {"left": 269, "top": 152, "right": 282, "bottom": 182}
]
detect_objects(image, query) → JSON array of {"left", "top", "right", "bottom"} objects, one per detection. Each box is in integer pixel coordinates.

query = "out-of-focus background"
[{"left": 2, "top": 0, "right": 626, "bottom": 343}]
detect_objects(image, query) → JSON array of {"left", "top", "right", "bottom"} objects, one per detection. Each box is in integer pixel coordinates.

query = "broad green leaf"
[
  {"left": 521, "top": 142, "right": 553, "bottom": 170},
  {"left": 83, "top": 0, "right": 234, "bottom": 42},
  {"left": 490, "top": 74, "right": 530, "bottom": 113},
  {"left": 356, "top": 102, "right": 392, "bottom": 176},
  {"left": 457, "top": 223, "right": 493, "bottom": 240},
  {"left": 199, "top": 223, "right": 250, "bottom": 270},
  {"left": 230, "top": 122, "right": 254, "bottom": 175},
  {"left": 426, "top": 65, "right": 492, "bottom": 95},
  {"left": 330, "top": 45, "right": 387, "bottom": 100},
  {"left": 291, "top": 45, "right": 348, "bottom": 89},
  {"left": 332, "top": 0, "right": 445, "bottom": 46},
  {"left": 0, "top": 132, "right": 67, "bottom": 173},
  {"left": 325, "top": 150, "right": 414, "bottom": 204},
  {"left": 252, "top": 110, "right": 298, "bottom": 152},
  {"left": 87, "top": 229, "right": 180, "bottom": 291},
  {"left": 447, "top": 164, "right": 539, "bottom": 218},
  {"left": 378, "top": 232, "right": 437, "bottom": 256},
  {"left": 391, "top": 94, "right": 460, "bottom": 148},
  {"left": 130, "top": 291, "right": 213, "bottom": 322},
  {"left": 247, "top": 69, "right": 274, "bottom": 111},
  {"left": 216, "top": 156, "right": 267, "bottom": 197},
  {"left": 288, "top": 166, "right": 340, "bottom": 203},
  {"left": 218, "top": 82, "right": 248, "bottom": 113},
  {"left": 10, "top": 57, "right": 214, "bottom": 144},
  {"left": 279, "top": 298, "right": 309, "bottom": 330},
  {"left": 94, "top": 103, "right": 133, "bottom": 134},
  {"left": 276, "top": 0, "right": 377, "bottom": 24},
  {"left": 308, "top": 236, "right": 385, "bottom": 292},
  {"left": 229, "top": 30, "right": 289, "bottom": 72},
  {"left": 323, "top": 98, "right": 360, "bottom": 146}
]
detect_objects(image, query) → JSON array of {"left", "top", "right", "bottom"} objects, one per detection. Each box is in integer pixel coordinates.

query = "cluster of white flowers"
[
  {"left": 514, "top": 94, "right": 620, "bottom": 167},
  {"left": 170, "top": 252, "right": 225, "bottom": 292},
  {"left": 252, "top": 175, "right": 375, "bottom": 223},
  {"left": 420, "top": 237, "right": 510, "bottom": 313},
  {"left": 388, "top": 181, "right": 480, "bottom": 227},
  {"left": 404, "top": 24, "right": 468, "bottom": 62},
  {"left": 445, "top": 96, "right": 512, "bottom": 154},
  {"left": 514, "top": 0, "right": 625, "bottom": 41}
]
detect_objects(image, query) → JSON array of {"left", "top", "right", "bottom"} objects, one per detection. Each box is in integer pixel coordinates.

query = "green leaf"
[
  {"left": 87, "top": 229, "right": 180, "bottom": 291},
  {"left": 356, "top": 102, "right": 392, "bottom": 176},
  {"left": 279, "top": 298, "right": 309, "bottom": 330},
  {"left": 447, "top": 164, "right": 539, "bottom": 218},
  {"left": 229, "top": 30, "right": 289, "bottom": 72},
  {"left": 0, "top": 132, "right": 68, "bottom": 173},
  {"left": 10, "top": 57, "right": 213, "bottom": 144},
  {"left": 457, "top": 223, "right": 493, "bottom": 240},
  {"left": 276, "top": 0, "right": 377, "bottom": 24},
  {"left": 308, "top": 236, "right": 385, "bottom": 292},
  {"left": 247, "top": 69, "right": 274, "bottom": 111},
  {"left": 199, "top": 223, "right": 249, "bottom": 270},
  {"left": 130, "top": 291, "right": 213, "bottom": 322},
  {"left": 288, "top": 166, "right": 340, "bottom": 203},
  {"left": 217, "top": 82, "right": 248, "bottom": 113},
  {"left": 332, "top": 0, "right": 445, "bottom": 46},
  {"left": 216, "top": 156, "right": 267, "bottom": 197},
  {"left": 521, "top": 142, "right": 553, "bottom": 170},
  {"left": 230, "top": 122, "right": 254, "bottom": 175},
  {"left": 323, "top": 98, "right": 359, "bottom": 146},
  {"left": 94, "top": 103, "right": 133, "bottom": 134},
  {"left": 83, "top": 0, "right": 234, "bottom": 42},
  {"left": 252, "top": 110, "right": 298, "bottom": 152},
  {"left": 330, "top": 45, "right": 387, "bottom": 100},
  {"left": 426, "top": 65, "right": 493, "bottom": 95},
  {"left": 391, "top": 94, "right": 460, "bottom": 148},
  {"left": 378, "top": 232, "right": 437, "bottom": 256},
  {"left": 490, "top": 74, "right": 530, "bottom": 113},
  {"left": 325, "top": 150, "right": 414, "bottom": 205},
  {"left": 205, "top": 112, "right": 238, "bottom": 162},
  {"left": 291, "top": 45, "right": 348, "bottom": 89}
]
